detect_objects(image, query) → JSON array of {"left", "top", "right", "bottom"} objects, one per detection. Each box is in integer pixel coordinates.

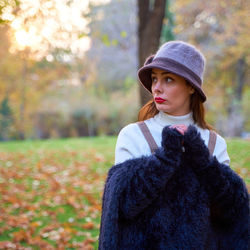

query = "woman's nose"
[{"left": 152, "top": 81, "right": 163, "bottom": 93}]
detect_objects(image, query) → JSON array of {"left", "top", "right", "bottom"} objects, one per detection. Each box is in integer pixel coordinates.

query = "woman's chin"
[{"left": 155, "top": 103, "right": 170, "bottom": 113}]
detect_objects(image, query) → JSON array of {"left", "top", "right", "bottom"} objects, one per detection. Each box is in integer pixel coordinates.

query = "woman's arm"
[
  {"left": 105, "top": 127, "right": 183, "bottom": 220},
  {"left": 114, "top": 123, "right": 151, "bottom": 165},
  {"left": 184, "top": 126, "right": 249, "bottom": 245},
  {"left": 212, "top": 133, "right": 230, "bottom": 165},
  {"left": 114, "top": 125, "right": 134, "bottom": 165}
]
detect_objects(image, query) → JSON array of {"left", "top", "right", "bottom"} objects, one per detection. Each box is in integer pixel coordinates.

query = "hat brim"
[{"left": 138, "top": 57, "right": 206, "bottom": 102}]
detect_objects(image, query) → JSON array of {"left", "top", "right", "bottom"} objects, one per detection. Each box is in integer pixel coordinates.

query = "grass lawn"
[{"left": 0, "top": 136, "right": 249, "bottom": 249}]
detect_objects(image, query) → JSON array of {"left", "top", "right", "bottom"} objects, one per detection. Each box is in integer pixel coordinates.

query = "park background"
[{"left": 0, "top": 0, "right": 249, "bottom": 249}]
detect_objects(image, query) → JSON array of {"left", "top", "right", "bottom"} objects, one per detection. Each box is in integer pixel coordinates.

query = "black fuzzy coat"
[{"left": 99, "top": 126, "right": 249, "bottom": 250}]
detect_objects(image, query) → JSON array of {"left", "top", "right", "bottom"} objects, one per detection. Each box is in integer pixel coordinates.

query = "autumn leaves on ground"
[
  {"left": 0, "top": 137, "right": 249, "bottom": 249},
  {"left": 0, "top": 137, "right": 114, "bottom": 249}
]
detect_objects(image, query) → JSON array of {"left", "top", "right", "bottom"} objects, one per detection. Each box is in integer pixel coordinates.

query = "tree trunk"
[
  {"left": 137, "top": 0, "right": 167, "bottom": 106},
  {"left": 226, "top": 57, "right": 246, "bottom": 137}
]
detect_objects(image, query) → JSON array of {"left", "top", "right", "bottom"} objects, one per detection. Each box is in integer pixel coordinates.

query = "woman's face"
[{"left": 151, "top": 68, "right": 194, "bottom": 116}]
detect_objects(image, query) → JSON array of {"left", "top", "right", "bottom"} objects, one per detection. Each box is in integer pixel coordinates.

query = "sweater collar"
[{"left": 154, "top": 111, "right": 194, "bottom": 127}]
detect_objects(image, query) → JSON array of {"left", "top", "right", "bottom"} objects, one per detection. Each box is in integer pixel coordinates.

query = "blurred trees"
[
  {"left": 160, "top": 0, "right": 175, "bottom": 44},
  {"left": 212, "top": 0, "right": 249, "bottom": 136},
  {"left": 0, "top": 0, "right": 249, "bottom": 139},
  {"left": 86, "top": 0, "right": 137, "bottom": 92},
  {"left": 0, "top": 97, "right": 14, "bottom": 140},
  {"left": 0, "top": 25, "right": 70, "bottom": 139},
  {"left": 0, "top": 0, "right": 19, "bottom": 24},
  {"left": 0, "top": 0, "right": 139, "bottom": 140}
]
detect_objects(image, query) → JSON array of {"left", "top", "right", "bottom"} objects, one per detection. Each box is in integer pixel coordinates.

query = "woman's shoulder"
[
  {"left": 199, "top": 127, "right": 229, "bottom": 164},
  {"left": 196, "top": 126, "right": 226, "bottom": 146},
  {"left": 118, "top": 122, "right": 142, "bottom": 138},
  {"left": 118, "top": 117, "right": 160, "bottom": 141},
  {"left": 116, "top": 122, "right": 147, "bottom": 149},
  {"left": 212, "top": 130, "right": 230, "bottom": 165},
  {"left": 115, "top": 122, "right": 150, "bottom": 164},
  {"left": 213, "top": 131, "right": 227, "bottom": 146}
]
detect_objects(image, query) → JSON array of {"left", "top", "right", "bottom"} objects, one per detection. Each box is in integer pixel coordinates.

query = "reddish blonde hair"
[{"left": 138, "top": 91, "right": 213, "bottom": 130}]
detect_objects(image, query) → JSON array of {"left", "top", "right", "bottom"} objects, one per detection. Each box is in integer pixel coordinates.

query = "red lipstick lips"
[{"left": 155, "top": 97, "right": 166, "bottom": 104}]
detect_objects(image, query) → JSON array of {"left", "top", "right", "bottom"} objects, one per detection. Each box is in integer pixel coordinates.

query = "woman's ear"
[
  {"left": 189, "top": 87, "right": 195, "bottom": 94},
  {"left": 185, "top": 81, "right": 195, "bottom": 94}
]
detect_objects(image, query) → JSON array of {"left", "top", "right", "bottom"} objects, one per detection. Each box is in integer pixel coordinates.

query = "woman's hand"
[
  {"left": 183, "top": 125, "right": 211, "bottom": 169},
  {"left": 154, "top": 125, "right": 184, "bottom": 167},
  {"left": 170, "top": 124, "right": 188, "bottom": 135},
  {"left": 169, "top": 124, "right": 187, "bottom": 146},
  {"left": 159, "top": 125, "right": 184, "bottom": 159}
]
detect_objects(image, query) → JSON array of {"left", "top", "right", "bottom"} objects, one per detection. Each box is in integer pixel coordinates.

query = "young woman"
[{"left": 99, "top": 41, "right": 249, "bottom": 249}]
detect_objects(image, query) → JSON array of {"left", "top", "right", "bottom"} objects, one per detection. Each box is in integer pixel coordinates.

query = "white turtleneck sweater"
[{"left": 115, "top": 111, "right": 230, "bottom": 165}]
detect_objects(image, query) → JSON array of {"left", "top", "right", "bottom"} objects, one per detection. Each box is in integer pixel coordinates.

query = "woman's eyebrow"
[{"left": 151, "top": 71, "right": 171, "bottom": 75}]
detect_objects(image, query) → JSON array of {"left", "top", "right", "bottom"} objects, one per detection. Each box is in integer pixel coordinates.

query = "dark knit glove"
[
  {"left": 155, "top": 126, "right": 184, "bottom": 165},
  {"left": 183, "top": 125, "right": 211, "bottom": 170}
]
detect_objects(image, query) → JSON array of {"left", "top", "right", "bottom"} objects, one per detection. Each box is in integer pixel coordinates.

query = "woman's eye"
[
  {"left": 165, "top": 77, "right": 173, "bottom": 83},
  {"left": 152, "top": 77, "right": 157, "bottom": 83}
]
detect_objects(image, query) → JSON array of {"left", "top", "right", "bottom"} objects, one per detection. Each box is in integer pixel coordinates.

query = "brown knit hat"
[{"left": 138, "top": 41, "right": 207, "bottom": 102}]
